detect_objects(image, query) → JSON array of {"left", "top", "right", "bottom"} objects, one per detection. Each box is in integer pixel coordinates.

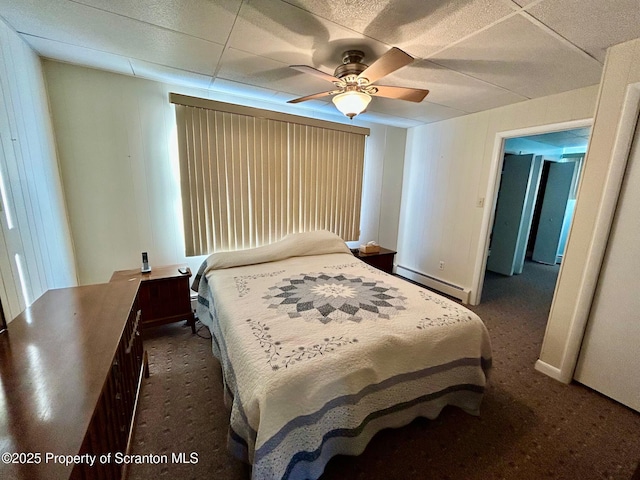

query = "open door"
[
  {"left": 487, "top": 154, "right": 534, "bottom": 276},
  {"left": 532, "top": 162, "right": 576, "bottom": 264}
]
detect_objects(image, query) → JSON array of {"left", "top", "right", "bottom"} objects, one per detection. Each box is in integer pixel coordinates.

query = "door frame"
[
  {"left": 540, "top": 82, "right": 640, "bottom": 383},
  {"left": 470, "top": 118, "right": 593, "bottom": 305}
]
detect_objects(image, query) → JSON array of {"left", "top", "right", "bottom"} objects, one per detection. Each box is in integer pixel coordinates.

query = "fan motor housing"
[{"left": 333, "top": 50, "right": 368, "bottom": 79}]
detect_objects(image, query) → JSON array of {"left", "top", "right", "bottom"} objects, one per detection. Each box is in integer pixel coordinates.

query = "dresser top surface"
[{"left": 0, "top": 281, "right": 139, "bottom": 480}]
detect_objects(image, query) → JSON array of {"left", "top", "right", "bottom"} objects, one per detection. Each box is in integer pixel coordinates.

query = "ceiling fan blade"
[
  {"left": 372, "top": 85, "right": 429, "bottom": 102},
  {"left": 287, "top": 90, "right": 336, "bottom": 104},
  {"left": 358, "top": 47, "right": 414, "bottom": 84},
  {"left": 290, "top": 65, "right": 339, "bottom": 83}
]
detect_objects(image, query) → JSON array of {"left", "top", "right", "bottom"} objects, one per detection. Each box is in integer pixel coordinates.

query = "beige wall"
[
  {"left": 398, "top": 85, "right": 598, "bottom": 301},
  {"left": 43, "top": 61, "right": 406, "bottom": 285},
  {"left": 538, "top": 37, "right": 640, "bottom": 381},
  {"left": 0, "top": 20, "right": 77, "bottom": 319}
]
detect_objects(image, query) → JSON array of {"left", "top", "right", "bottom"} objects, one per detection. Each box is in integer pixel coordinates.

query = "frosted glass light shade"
[{"left": 332, "top": 91, "right": 371, "bottom": 119}]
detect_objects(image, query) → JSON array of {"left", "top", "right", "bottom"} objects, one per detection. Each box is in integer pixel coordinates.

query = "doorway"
[{"left": 475, "top": 122, "right": 591, "bottom": 305}]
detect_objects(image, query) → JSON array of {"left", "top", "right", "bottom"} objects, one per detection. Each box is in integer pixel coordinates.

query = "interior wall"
[
  {"left": 358, "top": 124, "right": 406, "bottom": 251},
  {"left": 0, "top": 20, "right": 77, "bottom": 320},
  {"left": 398, "top": 85, "right": 598, "bottom": 300},
  {"left": 43, "top": 60, "right": 405, "bottom": 285},
  {"left": 537, "top": 37, "right": 640, "bottom": 380}
]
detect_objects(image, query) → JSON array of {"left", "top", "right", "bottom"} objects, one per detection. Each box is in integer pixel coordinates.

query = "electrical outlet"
[{"left": 439, "top": 261, "right": 445, "bottom": 270}]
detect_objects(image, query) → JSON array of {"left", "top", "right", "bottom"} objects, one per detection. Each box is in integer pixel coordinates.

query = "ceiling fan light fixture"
[{"left": 332, "top": 91, "right": 371, "bottom": 119}]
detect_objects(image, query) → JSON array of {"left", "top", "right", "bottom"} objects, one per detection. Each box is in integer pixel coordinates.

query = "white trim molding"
[
  {"left": 556, "top": 82, "right": 640, "bottom": 383},
  {"left": 537, "top": 35, "right": 640, "bottom": 384},
  {"left": 534, "top": 359, "right": 563, "bottom": 380}
]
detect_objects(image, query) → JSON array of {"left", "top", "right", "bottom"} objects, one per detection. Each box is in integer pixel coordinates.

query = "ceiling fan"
[{"left": 287, "top": 47, "right": 429, "bottom": 119}]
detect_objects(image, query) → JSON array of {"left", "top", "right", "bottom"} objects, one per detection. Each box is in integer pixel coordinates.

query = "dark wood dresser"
[
  {"left": 110, "top": 265, "right": 195, "bottom": 333},
  {"left": 0, "top": 281, "right": 146, "bottom": 480},
  {"left": 353, "top": 246, "right": 397, "bottom": 274}
]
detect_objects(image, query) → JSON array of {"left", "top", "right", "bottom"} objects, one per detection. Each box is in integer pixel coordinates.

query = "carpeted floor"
[{"left": 129, "top": 260, "right": 640, "bottom": 480}]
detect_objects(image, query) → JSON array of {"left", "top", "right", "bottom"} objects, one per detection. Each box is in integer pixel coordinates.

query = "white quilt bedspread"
[{"left": 194, "top": 231, "right": 492, "bottom": 480}]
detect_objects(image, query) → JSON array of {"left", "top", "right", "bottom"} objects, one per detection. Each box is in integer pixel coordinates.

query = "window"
[{"left": 170, "top": 94, "right": 369, "bottom": 256}]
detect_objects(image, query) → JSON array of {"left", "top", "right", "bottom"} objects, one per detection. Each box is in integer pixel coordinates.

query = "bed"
[{"left": 193, "top": 230, "right": 492, "bottom": 480}]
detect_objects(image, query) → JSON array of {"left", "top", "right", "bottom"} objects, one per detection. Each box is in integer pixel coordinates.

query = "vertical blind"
[{"left": 170, "top": 94, "right": 369, "bottom": 256}]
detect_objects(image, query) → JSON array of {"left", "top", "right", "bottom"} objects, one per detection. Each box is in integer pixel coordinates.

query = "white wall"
[
  {"left": 398, "top": 85, "right": 598, "bottom": 302},
  {"left": 537, "top": 37, "right": 640, "bottom": 381},
  {"left": 43, "top": 61, "right": 406, "bottom": 285},
  {"left": 359, "top": 124, "right": 406, "bottom": 251},
  {"left": 0, "top": 20, "right": 77, "bottom": 320}
]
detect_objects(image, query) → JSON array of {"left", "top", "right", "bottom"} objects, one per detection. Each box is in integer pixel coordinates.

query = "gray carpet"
[{"left": 129, "top": 261, "right": 640, "bottom": 480}]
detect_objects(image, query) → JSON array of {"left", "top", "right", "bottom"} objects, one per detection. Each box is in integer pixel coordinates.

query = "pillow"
[{"left": 192, "top": 230, "right": 351, "bottom": 290}]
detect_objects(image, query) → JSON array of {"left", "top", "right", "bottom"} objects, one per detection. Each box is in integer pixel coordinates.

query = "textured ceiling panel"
[
  {"left": 381, "top": 60, "right": 528, "bottom": 113},
  {"left": 510, "top": 0, "right": 538, "bottom": 6},
  {"left": 431, "top": 14, "right": 603, "bottom": 98},
  {"left": 505, "top": 127, "right": 591, "bottom": 154},
  {"left": 129, "top": 59, "right": 213, "bottom": 90},
  {"left": 288, "top": 0, "right": 515, "bottom": 58},
  {"left": 527, "top": 0, "right": 640, "bottom": 63},
  {"left": 0, "top": 0, "right": 224, "bottom": 75},
  {"left": 523, "top": 127, "right": 591, "bottom": 147},
  {"left": 368, "top": 96, "right": 466, "bottom": 122},
  {"left": 228, "top": 0, "right": 390, "bottom": 70},
  {"left": 23, "top": 35, "right": 134, "bottom": 76},
  {"left": 217, "top": 48, "right": 336, "bottom": 97},
  {"left": 71, "top": 0, "right": 242, "bottom": 44},
  {"left": 0, "top": 0, "right": 637, "bottom": 127}
]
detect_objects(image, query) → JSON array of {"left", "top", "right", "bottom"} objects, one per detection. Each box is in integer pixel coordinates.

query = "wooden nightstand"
[
  {"left": 352, "top": 247, "right": 397, "bottom": 274},
  {"left": 111, "top": 264, "right": 195, "bottom": 333}
]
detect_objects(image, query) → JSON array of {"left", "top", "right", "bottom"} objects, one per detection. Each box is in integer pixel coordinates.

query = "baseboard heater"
[{"left": 396, "top": 265, "right": 471, "bottom": 304}]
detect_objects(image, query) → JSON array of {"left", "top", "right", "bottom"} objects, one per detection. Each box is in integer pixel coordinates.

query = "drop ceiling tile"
[
  {"left": 521, "top": 128, "right": 592, "bottom": 148},
  {"left": 415, "top": 106, "right": 467, "bottom": 124},
  {"left": 359, "top": 112, "right": 424, "bottom": 129},
  {"left": 510, "top": 0, "right": 538, "bottom": 6},
  {"left": 367, "top": 97, "right": 466, "bottom": 124},
  {"left": 211, "top": 78, "right": 282, "bottom": 102},
  {"left": 287, "top": 0, "right": 515, "bottom": 58},
  {"left": 129, "top": 59, "right": 213, "bottom": 90},
  {"left": 228, "top": 0, "right": 390, "bottom": 71},
  {"left": 527, "top": 0, "right": 640, "bottom": 63},
  {"left": 217, "top": 47, "right": 336, "bottom": 98},
  {"left": 571, "top": 127, "right": 592, "bottom": 137},
  {"left": 21, "top": 34, "right": 134, "bottom": 76},
  {"left": 430, "top": 14, "right": 603, "bottom": 98},
  {"left": 381, "top": 60, "right": 528, "bottom": 113},
  {"left": 0, "top": 0, "right": 223, "bottom": 75},
  {"left": 70, "top": 0, "right": 242, "bottom": 44}
]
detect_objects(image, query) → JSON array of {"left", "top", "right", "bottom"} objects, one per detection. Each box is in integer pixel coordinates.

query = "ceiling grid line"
[
  {"left": 210, "top": 0, "right": 248, "bottom": 87},
  {"left": 518, "top": 10, "right": 602, "bottom": 64},
  {"left": 66, "top": 0, "right": 226, "bottom": 46}
]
